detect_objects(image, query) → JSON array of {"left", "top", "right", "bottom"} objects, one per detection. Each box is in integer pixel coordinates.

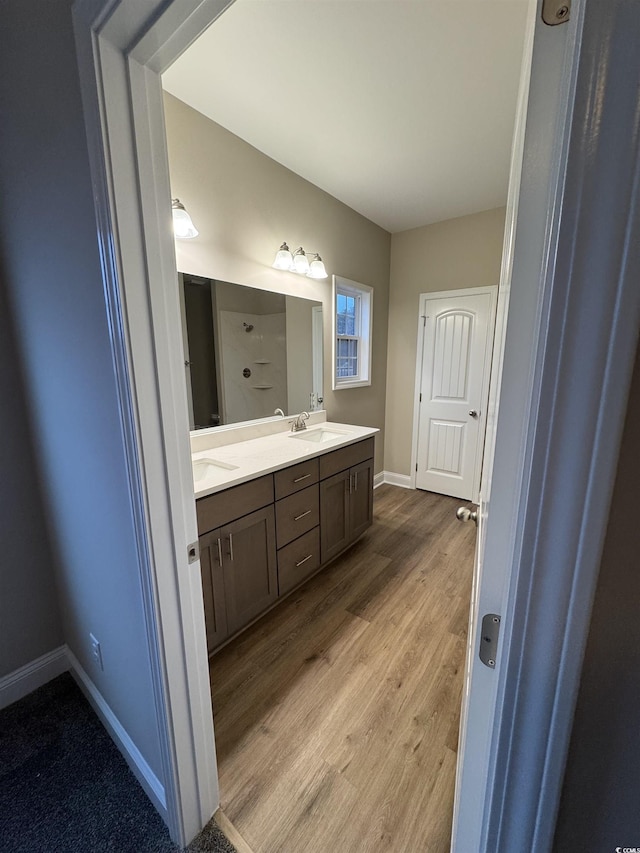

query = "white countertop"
[{"left": 191, "top": 415, "right": 378, "bottom": 499}]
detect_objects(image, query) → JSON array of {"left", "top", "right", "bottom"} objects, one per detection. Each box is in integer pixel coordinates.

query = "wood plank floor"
[{"left": 209, "top": 486, "right": 476, "bottom": 853}]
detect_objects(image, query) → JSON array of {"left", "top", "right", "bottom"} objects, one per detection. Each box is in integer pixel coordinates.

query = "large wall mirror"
[{"left": 178, "top": 274, "right": 324, "bottom": 430}]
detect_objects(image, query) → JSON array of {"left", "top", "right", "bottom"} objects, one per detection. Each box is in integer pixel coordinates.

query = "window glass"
[
  {"left": 337, "top": 294, "right": 357, "bottom": 336},
  {"left": 333, "top": 276, "right": 373, "bottom": 389}
]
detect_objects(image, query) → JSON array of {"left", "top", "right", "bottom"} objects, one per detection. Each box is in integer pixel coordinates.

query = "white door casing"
[
  {"left": 72, "top": 0, "right": 640, "bottom": 850},
  {"left": 72, "top": 0, "right": 237, "bottom": 845},
  {"left": 414, "top": 288, "right": 496, "bottom": 502}
]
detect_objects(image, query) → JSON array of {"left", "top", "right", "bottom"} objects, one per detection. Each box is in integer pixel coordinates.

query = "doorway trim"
[
  {"left": 410, "top": 286, "right": 497, "bottom": 502},
  {"left": 71, "top": 0, "right": 640, "bottom": 849},
  {"left": 72, "top": 0, "right": 237, "bottom": 845}
]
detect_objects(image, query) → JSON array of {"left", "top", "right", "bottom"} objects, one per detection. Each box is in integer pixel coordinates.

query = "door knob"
[
  {"left": 456, "top": 507, "right": 478, "bottom": 525},
  {"left": 469, "top": 409, "right": 478, "bottom": 418}
]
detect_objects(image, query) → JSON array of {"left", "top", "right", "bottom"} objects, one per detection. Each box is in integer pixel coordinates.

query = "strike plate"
[
  {"left": 542, "top": 0, "right": 571, "bottom": 26},
  {"left": 479, "top": 614, "right": 501, "bottom": 668},
  {"left": 187, "top": 541, "right": 200, "bottom": 564}
]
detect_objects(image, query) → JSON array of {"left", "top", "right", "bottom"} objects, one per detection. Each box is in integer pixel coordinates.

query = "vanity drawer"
[
  {"left": 196, "top": 474, "right": 274, "bottom": 535},
  {"left": 275, "top": 484, "right": 319, "bottom": 548},
  {"left": 274, "top": 457, "right": 319, "bottom": 500},
  {"left": 319, "top": 437, "right": 375, "bottom": 480},
  {"left": 278, "top": 527, "right": 321, "bottom": 596}
]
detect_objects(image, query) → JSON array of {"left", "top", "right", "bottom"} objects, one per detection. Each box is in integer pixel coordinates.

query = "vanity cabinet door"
[
  {"left": 320, "top": 469, "right": 351, "bottom": 564},
  {"left": 349, "top": 458, "right": 374, "bottom": 542},
  {"left": 319, "top": 453, "right": 375, "bottom": 565},
  {"left": 220, "top": 505, "right": 277, "bottom": 635},
  {"left": 199, "top": 529, "right": 229, "bottom": 653}
]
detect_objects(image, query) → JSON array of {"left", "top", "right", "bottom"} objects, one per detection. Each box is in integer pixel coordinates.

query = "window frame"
[{"left": 332, "top": 276, "right": 373, "bottom": 390}]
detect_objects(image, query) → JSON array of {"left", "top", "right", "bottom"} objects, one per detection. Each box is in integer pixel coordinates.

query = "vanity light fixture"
[
  {"left": 171, "top": 198, "right": 199, "bottom": 239},
  {"left": 272, "top": 242, "right": 328, "bottom": 279},
  {"left": 292, "top": 246, "right": 310, "bottom": 275},
  {"left": 307, "top": 253, "right": 328, "bottom": 279}
]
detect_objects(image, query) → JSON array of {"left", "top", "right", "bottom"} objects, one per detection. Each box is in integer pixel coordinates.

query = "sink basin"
[
  {"left": 289, "top": 427, "right": 350, "bottom": 444},
  {"left": 192, "top": 457, "right": 239, "bottom": 481}
]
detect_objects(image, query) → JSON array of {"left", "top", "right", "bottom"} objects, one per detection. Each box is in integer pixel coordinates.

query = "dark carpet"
[{"left": 0, "top": 674, "right": 237, "bottom": 853}]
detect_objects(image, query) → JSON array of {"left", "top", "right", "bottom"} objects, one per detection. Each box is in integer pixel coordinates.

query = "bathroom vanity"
[{"left": 192, "top": 416, "right": 377, "bottom": 654}]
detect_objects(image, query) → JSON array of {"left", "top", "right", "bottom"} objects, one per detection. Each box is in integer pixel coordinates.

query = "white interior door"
[{"left": 415, "top": 288, "right": 495, "bottom": 502}]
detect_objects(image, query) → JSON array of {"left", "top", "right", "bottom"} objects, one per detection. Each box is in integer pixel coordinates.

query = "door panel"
[
  {"left": 433, "top": 311, "right": 472, "bottom": 399},
  {"left": 350, "top": 459, "right": 374, "bottom": 541},
  {"left": 427, "top": 420, "right": 466, "bottom": 477},
  {"left": 416, "top": 291, "right": 495, "bottom": 501},
  {"left": 320, "top": 470, "right": 350, "bottom": 564},
  {"left": 199, "top": 529, "right": 228, "bottom": 653},
  {"left": 221, "top": 506, "right": 277, "bottom": 635}
]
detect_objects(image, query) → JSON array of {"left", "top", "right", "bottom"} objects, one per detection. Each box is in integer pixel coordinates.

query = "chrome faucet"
[
  {"left": 290, "top": 411, "right": 310, "bottom": 432},
  {"left": 274, "top": 408, "right": 285, "bottom": 418}
]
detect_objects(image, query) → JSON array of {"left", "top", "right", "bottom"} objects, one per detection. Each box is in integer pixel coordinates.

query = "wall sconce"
[
  {"left": 272, "top": 242, "right": 328, "bottom": 279},
  {"left": 172, "top": 198, "right": 199, "bottom": 239}
]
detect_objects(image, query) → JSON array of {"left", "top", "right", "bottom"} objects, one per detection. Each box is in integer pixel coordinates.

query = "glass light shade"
[
  {"left": 272, "top": 242, "right": 293, "bottom": 270},
  {"left": 307, "top": 255, "right": 328, "bottom": 279},
  {"left": 292, "top": 248, "right": 310, "bottom": 275},
  {"left": 171, "top": 200, "right": 198, "bottom": 239}
]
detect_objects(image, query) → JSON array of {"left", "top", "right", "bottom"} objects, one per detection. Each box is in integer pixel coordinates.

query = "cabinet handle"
[
  {"left": 294, "top": 509, "right": 312, "bottom": 521},
  {"left": 295, "top": 554, "right": 313, "bottom": 568},
  {"left": 293, "top": 473, "right": 311, "bottom": 483},
  {"left": 228, "top": 533, "right": 234, "bottom": 561},
  {"left": 216, "top": 537, "right": 223, "bottom": 566},
  {"left": 349, "top": 473, "right": 353, "bottom": 494},
  {"left": 354, "top": 471, "right": 358, "bottom": 491}
]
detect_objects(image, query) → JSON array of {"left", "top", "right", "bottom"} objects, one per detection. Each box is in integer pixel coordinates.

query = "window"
[{"left": 332, "top": 276, "right": 373, "bottom": 389}]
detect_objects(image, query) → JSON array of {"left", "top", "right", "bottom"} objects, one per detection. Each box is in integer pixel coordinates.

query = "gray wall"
[
  {"left": 164, "top": 93, "right": 391, "bottom": 474},
  {"left": 385, "top": 207, "right": 506, "bottom": 475},
  {"left": 0, "top": 276, "right": 63, "bottom": 677},
  {"left": 0, "top": 0, "right": 164, "bottom": 781},
  {"left": 553, "top": 336, "right": 640, "bottom": 850}
]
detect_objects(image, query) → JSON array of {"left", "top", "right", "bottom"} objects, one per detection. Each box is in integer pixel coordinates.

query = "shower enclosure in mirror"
[{"left": 178, "top": 274, "right": 323, "bottom": 429}]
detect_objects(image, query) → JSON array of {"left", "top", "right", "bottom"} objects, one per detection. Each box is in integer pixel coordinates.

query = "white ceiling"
[{"left": 162, "top": 0, "right": 529, "bottom": 234}]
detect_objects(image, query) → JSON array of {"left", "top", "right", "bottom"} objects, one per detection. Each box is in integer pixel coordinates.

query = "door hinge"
[
  {"left": 479, "top": 614, "right": 501, "bottom": 668},
  {"left": 419, "top": 392, "right": 422, "bottom": 402},
  {"left": 415, "top": 463, "right": 418, "bottom": 472},
  {"left": 422, "top": 315, "right": 426, "bottom": 327},
  {"left": 542, "top": 0, "right": 570, "bottom": 26}
]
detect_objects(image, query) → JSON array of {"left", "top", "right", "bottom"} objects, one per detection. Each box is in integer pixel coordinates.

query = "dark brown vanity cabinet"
[
  {"left": 196, "top": 436, "right": 374, "bottom": 654},
  {"left": 274, "top": 458, "right": 321, "bottom": 595},
  {"left": 319, "top": 440, "right": 375, "bottom": 564},
  {"left": 218, "top": 506, "right": 278, "bottom": 635},
  {"left": 319, "top": 470, "right": 350, "bottom": 564},
  {"left": 277, "top": 527, "right": 321, "bottom": 597},
  {"left": 197, "top": 475, "right": 276, "bottom": 654},
  {"left": 199, "top": 508, "right": 277, "bottom": 653},
  {"left": 199, "top": 531, "right": 229, "bottom": 652},
  {"left": 349, "top": 458, "right": 375, "bottom": 540}
]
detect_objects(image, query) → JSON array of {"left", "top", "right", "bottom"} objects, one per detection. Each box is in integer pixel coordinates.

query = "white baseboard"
[
  {"left": 0, "top": 646, "right": 69, "bottom": 710},
  {"left": 67, "top": 648, "right": 167, "bottom": 816},
  {"left": 382, "top": 471, "right": 414, "bottom": 489},
  {"left": 373, "top": 471, "right": 385, "bottom": 489}
]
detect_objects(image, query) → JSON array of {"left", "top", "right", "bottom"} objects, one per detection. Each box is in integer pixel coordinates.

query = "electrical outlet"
[{"left": 90, "top": 633, "right": 103, "bottom": 670}]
